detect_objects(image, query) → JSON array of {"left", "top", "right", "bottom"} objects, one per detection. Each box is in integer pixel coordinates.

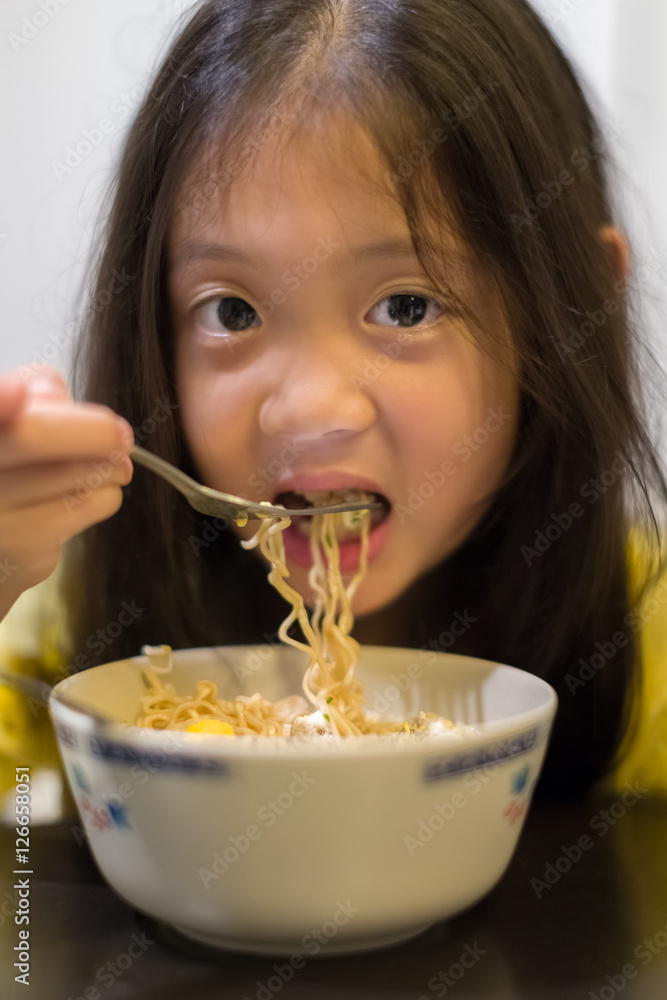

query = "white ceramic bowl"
[{"left": 49, "top": 644, "right": 557, "bottom": 955}]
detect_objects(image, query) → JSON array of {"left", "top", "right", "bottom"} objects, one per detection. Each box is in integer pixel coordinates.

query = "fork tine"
[{"left": 187, "top": 493, "right": 378, "bottom": 521}]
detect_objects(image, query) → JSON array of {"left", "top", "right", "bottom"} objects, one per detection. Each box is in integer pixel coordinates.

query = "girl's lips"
[{"left": 281, "top": 511, "right": 392, "bottom": 571}]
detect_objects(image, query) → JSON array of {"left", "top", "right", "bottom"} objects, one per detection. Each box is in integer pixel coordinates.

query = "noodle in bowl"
[{"left": 50, "top": 643, "right": 557, "bottom": 955}]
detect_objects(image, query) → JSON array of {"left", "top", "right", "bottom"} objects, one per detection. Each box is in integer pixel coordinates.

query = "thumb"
[
  {"left": 23, "top": 366, "right": 72, "bottom": 405},
  {"left": 0, "top": 372, "right": 27, "bottom": 425}
]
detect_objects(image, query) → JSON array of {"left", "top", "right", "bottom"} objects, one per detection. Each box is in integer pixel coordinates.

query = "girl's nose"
[{"left": 258, "top": 336, "right": 377, "bottom": 442}]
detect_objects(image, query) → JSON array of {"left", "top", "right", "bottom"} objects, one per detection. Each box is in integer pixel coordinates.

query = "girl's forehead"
[{"left": 169, "top": 114, "right": 413, "bottom": 248}]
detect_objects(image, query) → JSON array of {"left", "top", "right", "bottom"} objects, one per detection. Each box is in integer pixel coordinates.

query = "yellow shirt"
[
  {"left": 606, "top": 541, "right": 667, "bottom": 793},
  {"left": 0, "top": 569, "right": 67, "bottom": 791},
  {"left": 1, "top": 546, "right": 666, "bottom": 796}
]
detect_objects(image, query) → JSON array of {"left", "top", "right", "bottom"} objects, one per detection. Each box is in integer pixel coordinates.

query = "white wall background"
[
  {"left": 0, "top": 0, "right": 192, "bottom": 374},
  {"left": 0, "top": 0, "right": 665, "bottom": 422}
]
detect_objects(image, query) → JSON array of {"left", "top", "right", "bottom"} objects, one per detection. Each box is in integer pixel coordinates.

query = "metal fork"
[{"left": 129, "top": 446, "right": 382, "bottom": 521}]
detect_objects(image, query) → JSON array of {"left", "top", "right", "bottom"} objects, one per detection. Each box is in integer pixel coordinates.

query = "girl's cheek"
[{"left": 177, "top": 359, "right": 242, "bottom": 427}]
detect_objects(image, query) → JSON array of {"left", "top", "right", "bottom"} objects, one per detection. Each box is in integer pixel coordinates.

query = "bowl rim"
[{"left": 48, "top": 644, "right": 558, "bottom": 761}]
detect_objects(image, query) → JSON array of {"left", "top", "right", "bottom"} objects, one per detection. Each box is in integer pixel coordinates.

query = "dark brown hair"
[{"left": 63, "top": 0, "right": 666, "bottom": 798}]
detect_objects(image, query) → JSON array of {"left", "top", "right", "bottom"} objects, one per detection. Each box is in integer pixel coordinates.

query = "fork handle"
[{"left": 129, "top": 445, "right": 200, "bottom": 500}]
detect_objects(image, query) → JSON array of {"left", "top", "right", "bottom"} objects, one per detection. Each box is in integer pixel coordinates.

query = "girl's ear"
[{"left": 600, "top": 225, "right": 630, "bottom": 285}]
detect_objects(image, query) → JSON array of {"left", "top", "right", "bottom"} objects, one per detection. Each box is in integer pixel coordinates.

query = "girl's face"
[{"left": 169, "top": 118, "right": 519, "bottom": 616}]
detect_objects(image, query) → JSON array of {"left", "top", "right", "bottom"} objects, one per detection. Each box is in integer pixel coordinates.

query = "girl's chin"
[
  {"left": 238, "top": 512, "right": 405, "bottom": 615},
  {"left": 300, "top": 575, "right": 388, "bottom": 618},
  {"left": 288, "top": 559, "right": 406, "bottom": 621}
]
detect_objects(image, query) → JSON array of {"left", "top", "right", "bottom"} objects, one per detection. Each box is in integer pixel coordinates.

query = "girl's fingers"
[
  {"left": 0, "top": 372, "right": 27, "bottom": 425},
  {"left": 0, "top": 401, "right": 133, "bottom": 468},
  {"left": 0, "top": 367, "right": 135, "bottom": 613},
  {"left": 0, "top": 457, "right": 133, "bottom": 510}
]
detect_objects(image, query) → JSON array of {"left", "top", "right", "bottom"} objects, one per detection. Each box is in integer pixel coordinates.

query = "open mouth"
[{"left": 273, "top": 489, "right": 391, "bottom": 540}]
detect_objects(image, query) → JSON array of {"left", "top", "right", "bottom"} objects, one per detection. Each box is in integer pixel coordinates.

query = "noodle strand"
[{"left": 137, "top": 508, "right": 447, "bottom": 737}]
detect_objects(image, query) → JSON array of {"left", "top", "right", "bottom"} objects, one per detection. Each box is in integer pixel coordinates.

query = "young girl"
[{"left": 1, "top": 0, "right": 665, "bottom": 800}]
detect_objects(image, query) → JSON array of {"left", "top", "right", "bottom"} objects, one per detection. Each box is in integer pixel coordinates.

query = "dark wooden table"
[{"left": 2, "top": 791, "right": 667, "bottom": 999}]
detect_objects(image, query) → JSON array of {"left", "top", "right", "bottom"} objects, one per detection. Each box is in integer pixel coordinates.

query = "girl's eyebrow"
[{"left": 170, "top": 238, "right": 470, "bottom": 274}]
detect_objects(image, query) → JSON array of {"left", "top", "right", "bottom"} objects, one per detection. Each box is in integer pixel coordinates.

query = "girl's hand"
[{"left": 0, "top": 367, "right": 134, "bottom": 622}]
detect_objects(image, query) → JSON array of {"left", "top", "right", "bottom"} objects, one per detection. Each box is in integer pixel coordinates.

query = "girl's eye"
[
  {"left": 196, "top": 296, "right": 262, "bottom": 336},
  {"left": 365, "top": 293, "right": 447, "bottom": 329}
]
